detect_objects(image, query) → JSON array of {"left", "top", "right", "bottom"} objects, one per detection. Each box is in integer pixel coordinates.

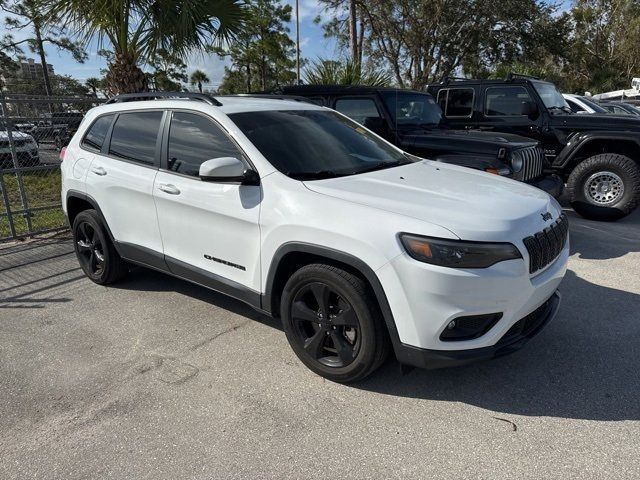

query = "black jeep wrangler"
[
  {"left": 277, "top": 85, "right": 563, "bottom": 197},
  {"left": 428, "top": 74, "right": 640, "bottom": 221}
]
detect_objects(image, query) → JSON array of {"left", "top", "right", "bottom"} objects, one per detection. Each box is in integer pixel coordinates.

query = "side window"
[
  {"left": 334, "top": 98, "right": 381, "bottom": 124},
  {"left": 565, "top": 98, "right": 584, "bottom": 113},
  {"left": 108, "top": 111, "right": 163, "bottom": 166},
  {"left": 484, "top": 86, "right": 533, "bottom": 116},
  {"left": 436, "top": 90, "right": 447, "bottom": 112},
  {"left": 167, "top": 112, "right": 243, "bottom": 177},
  {"left": 445, "top": 89, "right": 474, "bottom": 117},
  {"left": 305, "top": 97, "right": 325, "bottom": 106},
  {"left": 82, "top": 114, "right": 114, "bottom": 151}
]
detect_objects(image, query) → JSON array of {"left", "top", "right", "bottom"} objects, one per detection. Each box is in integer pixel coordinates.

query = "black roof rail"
[
  {"left": 506, "top": 72, "right": 540, "bottom": 82},
  {"left": 440, "top": 76, "right": 470, "bottom": 85},
  {"left": 105, "top": 91, "right": 222, "bottom": 106},
  {"left": 221, "top": 93, "right": 316, "bottom": 104}
]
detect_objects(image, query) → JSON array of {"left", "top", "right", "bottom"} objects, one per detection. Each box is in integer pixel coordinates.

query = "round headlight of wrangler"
[{"left": 510, "top": 151, "right": 524, "bottom": 173}]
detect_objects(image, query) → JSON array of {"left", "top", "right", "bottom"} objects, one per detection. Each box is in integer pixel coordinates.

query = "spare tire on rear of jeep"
[{"left": 566, "top": 153, "right": 640, "bottom": 221}]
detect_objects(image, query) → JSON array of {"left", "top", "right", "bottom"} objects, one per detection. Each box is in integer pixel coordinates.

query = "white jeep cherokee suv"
[{"left": 61, "top": 92, "right": 569, "bottom": 383}]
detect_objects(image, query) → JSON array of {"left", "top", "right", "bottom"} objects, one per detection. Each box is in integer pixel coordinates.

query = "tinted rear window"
[
  {"left": 108, "top": 111, "right": 163, "bottom": 166},
  {"left": 82, "top": 115, "right": 114, "bottom": 151}
]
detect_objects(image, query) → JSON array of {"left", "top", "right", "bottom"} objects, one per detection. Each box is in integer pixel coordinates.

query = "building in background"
[{"left": 19, "top": 58, "right": 54, "bottom": 81}]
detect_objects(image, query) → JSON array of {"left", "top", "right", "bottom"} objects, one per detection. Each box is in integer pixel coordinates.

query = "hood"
[
  {"left": 550, "top": 112, "right": 640, "bottom": 131},
  {"left": 303, "top": 160, "right": 561, "bottom": 242}
]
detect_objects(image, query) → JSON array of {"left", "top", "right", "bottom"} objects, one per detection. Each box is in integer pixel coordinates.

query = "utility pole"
[{"left": 296, "top": 0, "right": 300, "bottom": 84}]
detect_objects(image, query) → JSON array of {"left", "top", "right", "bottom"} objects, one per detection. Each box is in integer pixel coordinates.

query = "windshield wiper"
[
  {"left": 352, "top": 160, "right": 404, "bottom": 175},
  {"left": 287, "top": 170, "right": 344, "bottom": 180}
]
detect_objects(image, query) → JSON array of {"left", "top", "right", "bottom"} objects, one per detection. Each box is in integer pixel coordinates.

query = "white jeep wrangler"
[{"left": 61, "top": 92, "right": 568, "bottom": 383}]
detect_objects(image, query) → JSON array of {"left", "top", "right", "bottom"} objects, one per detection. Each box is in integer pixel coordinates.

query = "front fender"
[
  {"left": 555, "top": 131, "right": 640, "bottom": 168},
  {"left": 432, "top": 153, "right": 506, "bottom": 173}
]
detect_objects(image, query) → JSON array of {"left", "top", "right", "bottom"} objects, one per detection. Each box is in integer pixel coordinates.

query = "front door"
[{"left": 153, "top": 111, "right": 261, "bottom": 294}]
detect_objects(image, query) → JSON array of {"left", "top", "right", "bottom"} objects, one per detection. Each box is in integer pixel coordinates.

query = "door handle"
[
  {"left": 157, "top": 183, "right": 181, "bottom": 195},
  {"left": 91, "top": 166, "right": 107, "bottom": 176}
]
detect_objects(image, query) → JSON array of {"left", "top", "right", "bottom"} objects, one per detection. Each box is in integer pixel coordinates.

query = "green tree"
[
  {"left": 85, "top": 76, "right": 107, "bottom": 97},
  {"left": 190, "top": 69, "right": 210, "bottom": 93},
  {"left": 148, "top": 49, "right": 188, "bottom": 91},
  {"left": 42, "top": 0, "right": 245, "bottom": 95},
  {"left": 217, "top": 0, "right": 296, "bottom": 94},
  {"left": 0, "top": 0, "right": 87, "bottom": 96},
  {"left": 304, "top": 58, "right": 391, "bottom": 86}
]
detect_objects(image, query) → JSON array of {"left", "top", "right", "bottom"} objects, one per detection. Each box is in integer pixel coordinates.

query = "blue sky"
[
  {"left": 1, "top": 0, "right": 339, "bottom": 87},
  {"left": 3, "top": 0, "right": 573, "bottom": 88}
]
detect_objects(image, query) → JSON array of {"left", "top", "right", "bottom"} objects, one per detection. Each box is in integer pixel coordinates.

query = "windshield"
[
  {"left": 381, "top": 92, "right": 443, "bottom": 126},
  {"left": 577, "top": 96, "right": 608, "bottom": 113},
  {"left": 532, "top": 82, "right": 570, "bottom": 112},
  {"left": 230, "top": 109, "right": 412, "bottom": 180}
]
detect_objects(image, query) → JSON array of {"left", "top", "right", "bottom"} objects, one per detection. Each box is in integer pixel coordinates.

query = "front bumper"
[
  {"left": 528, "top": 174, "right": 564, "bottom": 198},
  {"left": 394, "top": 291, "right": 560, "bottom": 369}
]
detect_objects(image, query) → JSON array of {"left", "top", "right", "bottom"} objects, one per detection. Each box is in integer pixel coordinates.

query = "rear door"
[
  {"left": 85, "top": 110, "right": 165, "bottom": 262},
  {"left": 153, "top": 110, "right": 261, "bottom": 292}
]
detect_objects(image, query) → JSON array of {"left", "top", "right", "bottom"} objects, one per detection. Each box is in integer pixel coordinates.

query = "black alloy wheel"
[
  {"left": 281, "top": 264, "right": 389, "bottom": 383},
  {"left": 290, "top": 281, "right": 361, "bottom": 368}
]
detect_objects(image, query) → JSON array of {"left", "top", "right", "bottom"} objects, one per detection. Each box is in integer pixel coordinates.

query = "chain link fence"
[{"left": 0, "top": 94, "right": 105, "bottom": 242}]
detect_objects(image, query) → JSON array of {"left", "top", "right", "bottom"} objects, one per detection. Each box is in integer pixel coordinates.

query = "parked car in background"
[
  {"left": 600, "top": 102, "right": 640, "bottom": 116},
  {"left": 33, "top": 112, "right": 85, "bottom": 150},
  {"left": 0, "top": 131, "right": 39, "bottom": 168},
  {"left": 428, "top": 74, "right": 640, "bottom": 221},
  {"left": 276, "top": 85, "right": 563, "bottom": 197},
  {"left": 562, "top": 93, "right": 609, "bottom": 114},
  {"left": 62, "top": 92, "right": 568, "bottom": 383}
]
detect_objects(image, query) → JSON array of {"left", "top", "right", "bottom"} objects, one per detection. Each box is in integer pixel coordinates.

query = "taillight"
[{"left": 59, "top": 147, "right": 66, "bottom": 162}]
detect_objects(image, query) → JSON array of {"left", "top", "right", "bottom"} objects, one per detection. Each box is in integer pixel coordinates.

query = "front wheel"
[
  {"left": 280, "top": 264, "right": 389, "bottom": 383},
  {"left": 567, "top": 153, "right": 640, "bottom": 221}
]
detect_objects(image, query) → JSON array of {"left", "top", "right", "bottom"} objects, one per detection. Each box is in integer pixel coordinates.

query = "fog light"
[{"left": 440, "top": 313, "right": 503, "bottom": 341}]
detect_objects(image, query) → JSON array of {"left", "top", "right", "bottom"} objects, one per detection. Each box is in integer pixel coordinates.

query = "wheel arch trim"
[{"left": 263, "top": 242, "right": 405, "bottom": 358}]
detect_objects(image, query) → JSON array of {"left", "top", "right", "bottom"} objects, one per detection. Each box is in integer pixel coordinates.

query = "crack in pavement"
[{"left": 189, "top": 320, "right": 252, "bottom": 351}]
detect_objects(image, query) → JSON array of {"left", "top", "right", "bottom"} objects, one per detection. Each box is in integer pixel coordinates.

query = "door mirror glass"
[{"left": 199, "top": 157, "right": 259, "bottom": 185}]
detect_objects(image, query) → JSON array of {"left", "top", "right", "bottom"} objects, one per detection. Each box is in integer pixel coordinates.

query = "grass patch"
[{"left": 0, "top": 167, "right": 67, "bottom": 239}]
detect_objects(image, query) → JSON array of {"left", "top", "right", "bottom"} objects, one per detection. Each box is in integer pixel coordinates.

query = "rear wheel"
[
  {"left": 567, "top": 153, "right": 640, "bottom": 221},
  {"left": 280, "top": 264, "right": 388, "bottom": 383},
  {"left": 72, "top": 209, "right": 128, "bottom": 284}
]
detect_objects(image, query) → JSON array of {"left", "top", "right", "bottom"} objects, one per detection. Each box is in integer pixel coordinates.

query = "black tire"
[
  {"left": 280, "top": 264, "right": 389, "bottom": 383},
  {"left": 566, "top": 153, "right": 640, "bottom": 221},
  {"left": 72, "top": 209, "right": 128, "bottom": 285}
]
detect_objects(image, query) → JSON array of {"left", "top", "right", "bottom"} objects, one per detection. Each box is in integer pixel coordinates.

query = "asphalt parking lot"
[{"left": 1, "top": 205, "right": 639, "bottom": 479}]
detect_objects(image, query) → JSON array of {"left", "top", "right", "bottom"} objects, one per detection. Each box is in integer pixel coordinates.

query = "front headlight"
[
  {"left": 510, "top": 150, "right": 524, "bottom": 173},
  {"left": 399, "top": 233, "right": 522, "bottom": 268}
]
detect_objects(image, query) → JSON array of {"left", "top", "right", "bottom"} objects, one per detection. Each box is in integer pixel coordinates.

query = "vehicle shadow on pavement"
[
  {"left": 112, "top": 267, "right": 283, "bottom": 331},
  {"left": 357, "top": 268, "right": 640, "bottom": 421},
  {"left": 563, "top": 200, "right": 640, "bottom": 261}
]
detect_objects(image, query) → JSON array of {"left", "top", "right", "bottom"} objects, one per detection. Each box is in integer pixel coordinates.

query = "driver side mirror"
[
  {"left": 199, "top": 157, "right": 260, "bottom": 185},
  {"left": 521, "top": 101, "right": 539, "bottom": 119}
]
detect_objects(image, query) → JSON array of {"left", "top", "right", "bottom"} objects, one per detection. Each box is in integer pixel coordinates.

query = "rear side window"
[
  {"left": 484, "top": 86, "right": 532, "bottom": 116},
  {"left": 82, "top": 114, "right": 114, "bottom": 151},
  {"left": 437, "top": 88, "right": 474, "bottom": 117},
  {"left": 108, "top": 111, "right": 163, "bottom": 166},
  {"left": 335, "top": 98, "right": 381, "bottom": 123},
  {"left": 167, "top": 112, "right": 243, "bottom": 177}
]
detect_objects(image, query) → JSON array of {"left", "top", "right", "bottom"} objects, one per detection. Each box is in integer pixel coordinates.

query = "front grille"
[
  {"left": 497, "top": 296, "right": 555, "bottom": 346},
  {"left": 523, "top": 213, "right": 569, "bottom": 274},
  {"left": 516, "top": 146, "right": 544, "bottom": 182}
]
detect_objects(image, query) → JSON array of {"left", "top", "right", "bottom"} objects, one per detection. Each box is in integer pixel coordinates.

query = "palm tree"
[
  {"left": 190, "top": 69, "right": 210, "bottom": 93},
  {"left": 42, "top": 0, "right": 245, "bottom": 95},
  {"left": 304, "top": 58, "right": 391, "bottom": 87}
]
